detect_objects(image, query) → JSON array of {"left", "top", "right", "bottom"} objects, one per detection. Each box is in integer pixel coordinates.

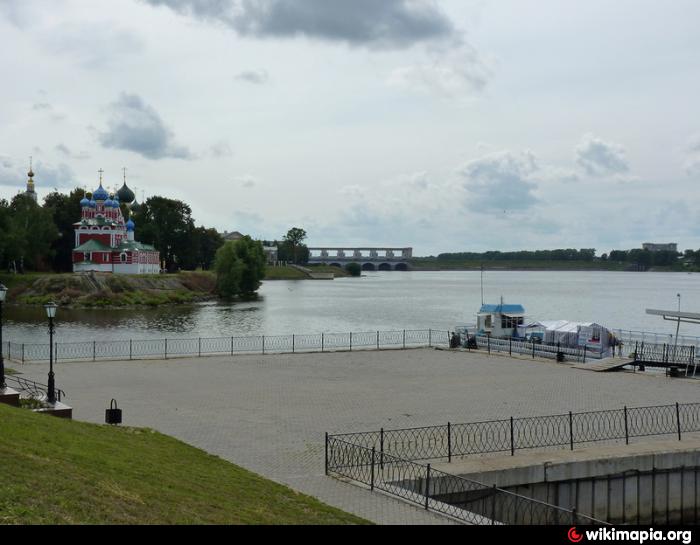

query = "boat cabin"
[{"left": 477, "top": 303, "right": 526, "bottom": 338}]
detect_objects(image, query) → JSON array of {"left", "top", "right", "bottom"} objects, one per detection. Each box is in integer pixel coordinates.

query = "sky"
[{"left": 1, "top": 0, "right": 699, "bottom": 256}]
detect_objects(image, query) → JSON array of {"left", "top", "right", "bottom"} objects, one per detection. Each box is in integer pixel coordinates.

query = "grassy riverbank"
[{"left": 0, "top": 403, "right": 368, "bottom": 525}]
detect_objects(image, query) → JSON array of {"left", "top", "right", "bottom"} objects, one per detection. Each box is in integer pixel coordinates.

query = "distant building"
[
  {"left": 24, "top": 160, "right": 37, "bottom": 203},
  {"left": 642, "top": 243, "right": 678, "bottom": 253},
  {"left": 222, "top": 231, "right": 245, "bottom": 242}
]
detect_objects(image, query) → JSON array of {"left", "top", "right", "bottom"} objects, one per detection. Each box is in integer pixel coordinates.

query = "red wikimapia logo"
[{"left": 568, "top": 527, "right": 584, "bottom": 543}]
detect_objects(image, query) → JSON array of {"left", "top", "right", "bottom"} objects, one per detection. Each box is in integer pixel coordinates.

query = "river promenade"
[{"left": 13, "top": 348, "right": 700, "bottom": 524}]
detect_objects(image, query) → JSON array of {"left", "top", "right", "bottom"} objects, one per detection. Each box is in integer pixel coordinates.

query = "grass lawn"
[{"left": 0, "top": 404, "right": 369, "bottom": 525}]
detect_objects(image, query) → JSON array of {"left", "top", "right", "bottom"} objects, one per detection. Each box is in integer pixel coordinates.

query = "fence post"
[
  {"left": 376, "top": 331, "right": 379, "bottom": 350},
  {"left": 491, "top": 485, "right": 497, "bottom": 524},
  {"left": 231, "top": 336, "right": 234, "bottom": 356},
  {"left": 324, "top": 433, "right": 329, "bottom": 475},
  {"left": 532, "top": 341, "right": 535, "bottom": 359},
  {"left": 7, "top": 342, "right": 9, "bottom": 362},
  {"left": 509, "top": 337, "right": 512, "bottom": 356},
  {"left": 164, "top": 338, "right": 168, "bottom": 359},
  {"left": 350, "top": 332, "right": 352, "bottom": 352},
  {"left": 292, "top": 334, "right": 295, "bottom": 354},
  {"left": 676, "top": 402, "right": 682, "bottom": 441},
  {"left": 487, "top": 335, "right": 491, "bottom": 355},
  {"left": 448, "top": 422, "right": 452, "bottom": 463},
  {"left": 198, "top": 337, "right": 201, "bottom": 357},
  {"left": 425, "top": 464, "right": 431, "bottom": 510},
  {"left": 569, "top": 411, "right": 574, "bottom": 451},
  {"left": 93, "top": 341, "right": 96, "bottom": 362},
  {"left": 322, "top": 333, "right": 324, "bottom": 353},
  {"left": 380, "top": 428, "right": 384, "bottom": 469},
  {"left": 22, "top": 343, "right": 25, "bottom": 364},
  {"left": 583, "top": 345, "right": 587, "bottom": 363},
  {"left": 371, "top": 447, "right": 376, "bottom": 491},
  {"left": 262, "top": 335, "right": 265, "bottom": 355},
  {"left": 510, "top": 417, "right": 515, "bottom": 456},
  {"left": 129, "top": 340, "right": 132, "bottom": 361},
  {"left": 403, "top": 329, "right": 406, "bottom": 349},
  {"left": 624, "top": 406, "right": 629, "bottom": 445},
  {"left": 429, "top": 329, "right": 432, "bottom": 347}
]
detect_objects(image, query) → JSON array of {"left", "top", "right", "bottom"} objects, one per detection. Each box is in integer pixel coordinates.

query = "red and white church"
[{"left": 72, "top": 172, "right": 160, "bottom": 274}]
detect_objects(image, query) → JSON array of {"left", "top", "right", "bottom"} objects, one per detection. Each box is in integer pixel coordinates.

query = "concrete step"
[{"left": 0, "top": 387, "right": 20, "bottom": 407}]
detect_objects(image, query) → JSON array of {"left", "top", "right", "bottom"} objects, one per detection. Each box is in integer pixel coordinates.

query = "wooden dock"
[{"left": 571, "top": 357, "right": 635, "bottom": 372}]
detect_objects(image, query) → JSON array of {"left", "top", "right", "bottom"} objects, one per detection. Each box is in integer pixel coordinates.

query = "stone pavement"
[{"left": 12, "top": 348, "right": 700, "bottom": 525}]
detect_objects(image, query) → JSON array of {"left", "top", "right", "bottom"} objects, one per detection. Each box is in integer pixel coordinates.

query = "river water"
[{"left": 3, "top": 271, "right": 700, "bottom": 344}]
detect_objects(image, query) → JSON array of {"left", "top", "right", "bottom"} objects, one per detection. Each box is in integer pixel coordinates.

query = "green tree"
[
  {"left": 43, "top": 188, "right": 83, "bottom": 272},
  {"left": 133, "top": 197, "right": 196, "bottom": 272},
  {"left": 283, "top": 227, "right": 308, "bottom": 264},
  {"left": 345, "top": 262, "right": 361, "bottom": 277},
  {"left": 213, "top": 237, "right": 266, "bottom": 300},
  {"left": 6, "top": 194, "right": 58, "bottom": 272},
  {"left": 193, "top": 227, "right": 224, "bottom": 270}
]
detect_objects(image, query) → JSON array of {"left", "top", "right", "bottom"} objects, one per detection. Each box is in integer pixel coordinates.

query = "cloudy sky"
[{"left": 1, "top": 0, "right": 699, "bottom": 255}]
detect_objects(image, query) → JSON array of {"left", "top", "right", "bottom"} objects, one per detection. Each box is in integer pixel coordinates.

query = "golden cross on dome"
[
  {"left": 98, "top": 168, "right": 104, "bottom": 184},
  {"left": 122, "top": 167, "right": 127, "bottom": 183}
]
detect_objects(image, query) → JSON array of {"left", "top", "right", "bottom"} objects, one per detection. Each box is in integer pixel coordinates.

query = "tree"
[
  {"left": 132, "top": 197, "right": 196, "bottom": 272},
  {"left": 345, "top": 262, "right": 361, "bottom": 277},
  {"left": 44, "top": 188, "right": 83, "bottom": 272},
  {"left": 6, "top": 194, "right": 58, "bottom": 272},
  {"left": 283, "top": 227, "right": 307, "bottom": 264},
  {"left": 192, "top": 227, "right": 224, "bottom": 270},
  {"left": 213, "top": 237, "right": 266, "bottom": 300}
]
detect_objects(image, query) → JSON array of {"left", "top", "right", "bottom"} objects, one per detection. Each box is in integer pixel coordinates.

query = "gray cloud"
[
  {"left": 0, "top": 156, "right": 76, "bottom": 191},
  {"left": 575, "top": 134, "right": 629, "bottom": 177},
  {"left": 143, "top": 0, "right": 456, "bottom": 49},
  {"left": 55, "top": 144, "right": 91, "bottom": 160},
  {"left": 458, "top": 151, "right": 539, "bottom": 213},
  {"left": 99, "top": 93, "right": 193, "bottom": 160},
  {"left": 235, "top": 69, "right": 269, "bottom": 84},
  {"left": 686, "top": 134, "right": 700, "bottom": 175}
]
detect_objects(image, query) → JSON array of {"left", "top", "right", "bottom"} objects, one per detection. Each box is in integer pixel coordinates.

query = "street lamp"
[
  {"left": 44, "top": 302, "right": 58, "bottom": 404},
  {"left": 0, "top": 283, "right": 7, "bottom": 388}
]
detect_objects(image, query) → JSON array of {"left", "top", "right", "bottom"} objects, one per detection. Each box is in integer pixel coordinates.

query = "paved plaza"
[{"left": 13, "top": 348, "right": 700, "bottom": 525}]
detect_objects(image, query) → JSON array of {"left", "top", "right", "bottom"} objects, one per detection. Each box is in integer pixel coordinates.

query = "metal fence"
[
  {"left": 2, "top": 329, "right": 450, "bottom": 364},
  {"left": 329, "top": 402, "right": 700, "bottom": 463},
  {"left": 613, "top": 329, "right": 700, "bottom": 351},
  {"left": 4, "top": 375, "right": 65, "bottom": 402},
  {"left": 473, "top": 335, "right": 602, "bottom": 362},
  {"left": 325, "top": 436, "right": 608, "bottom": 525}
]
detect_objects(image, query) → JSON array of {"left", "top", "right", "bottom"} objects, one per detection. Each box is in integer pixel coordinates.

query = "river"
[{"left": 3, "top": 271, "right": 700, "bottom": 344}]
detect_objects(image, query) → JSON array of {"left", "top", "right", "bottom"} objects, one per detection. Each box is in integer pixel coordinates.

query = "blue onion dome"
[
  {"left": 89, "top": 198, "right": 97, "bottom": 208},
  {"left": 104, "top": 196, "right": 114, "bottom": 208},
  {"left": 117, "top": 182, "right": 135, "bottom": 204},
  {"left": 112, "top": 195, "right": 121, "bottom": 208},
  {"left": 80, "top": 196, "right": 90, "bottom": 207},
  {"left": 93, "top": 184, "right": 109, "bottom": 201},
  {"left": 126, "top": 218, "right": 135, "bottom": 231}
]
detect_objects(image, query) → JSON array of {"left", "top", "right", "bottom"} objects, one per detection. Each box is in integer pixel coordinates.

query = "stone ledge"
[
  {"left": 33, "top": 401, "right": 73, "bottom": 419},
  {"left": 0, "top": 387, "right": 20, "bottom": 407}
]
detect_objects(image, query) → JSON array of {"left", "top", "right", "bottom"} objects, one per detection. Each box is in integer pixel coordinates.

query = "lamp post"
[
  {"left": 0, "top": 283, "right": 7, "bottom": 388},
  {"left": 44, "top": 302, "right": 58, "bottom": 404}
]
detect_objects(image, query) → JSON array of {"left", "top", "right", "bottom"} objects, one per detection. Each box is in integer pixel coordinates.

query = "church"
[{"left": 72, "top": 170, "right": 161, "bottom": 274}]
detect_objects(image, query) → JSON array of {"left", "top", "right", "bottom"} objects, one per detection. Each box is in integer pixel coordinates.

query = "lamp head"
[{"left": 44, "top": 302, "right": 58, "bottom": 319}]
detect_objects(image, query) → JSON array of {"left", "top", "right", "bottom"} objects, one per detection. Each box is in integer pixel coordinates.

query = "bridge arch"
[
  {"left": 377, "top": 263, "right": 393, "bottom": 271},
  {"left": 394, "top": 263, "right": 408, "bottom": 271},
  {"left": 362, "top": 263, "right": 376, "bottom": 271}
]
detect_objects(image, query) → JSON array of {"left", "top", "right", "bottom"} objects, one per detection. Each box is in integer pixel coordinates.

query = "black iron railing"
[
  {"left": 328, "top": 402, "right": 700, "bottom": 463},
  {"left": 326, "top": 436, "right": 608, "bottom": 525},
  {"left": 3, "top": 329, "right": 450, "bottom": 364},
  {"left": 4, "top": 375, "right": 65, "bottom": 402}
]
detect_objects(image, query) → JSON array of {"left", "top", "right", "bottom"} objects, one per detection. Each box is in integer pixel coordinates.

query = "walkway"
[{"left": 12, "top": 348, "right": 700, "bottom": 525}]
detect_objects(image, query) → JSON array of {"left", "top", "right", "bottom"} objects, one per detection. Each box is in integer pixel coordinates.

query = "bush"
[
  {"left": 345, "top": 263, "right": 361, "bottom": 277},
  {"left": 214, "top": 237, "right": 266, "bottom": 300}
]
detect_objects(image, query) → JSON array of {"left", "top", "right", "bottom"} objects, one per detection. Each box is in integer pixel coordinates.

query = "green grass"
[
  {"left": 264, "top": 266, "right": 309, "bottom": 280},
  {"left": 0, "top": 404, "right": 369, "bottom": 525}
]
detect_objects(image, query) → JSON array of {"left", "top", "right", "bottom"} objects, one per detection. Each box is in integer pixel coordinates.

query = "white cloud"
[{"left": 575, "top": 134, "right": 629, "bottom": 177}]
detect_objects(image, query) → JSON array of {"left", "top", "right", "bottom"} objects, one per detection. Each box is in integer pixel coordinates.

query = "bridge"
[{"left": 308, "top": 247, "right": 413, "bottom": 271}]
